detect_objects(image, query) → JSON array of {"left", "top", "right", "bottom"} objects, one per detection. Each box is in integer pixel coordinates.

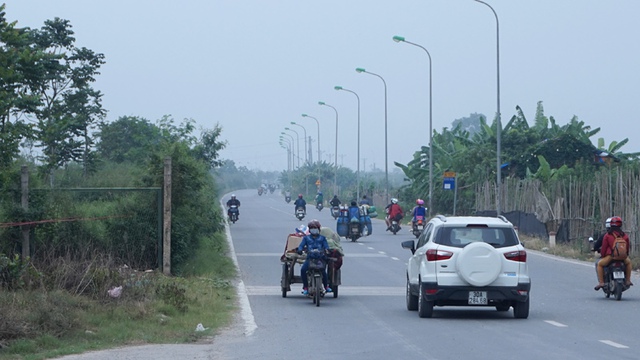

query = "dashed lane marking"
[
  {"left": 544, "top": 320, "right": 568, "bottom": 327},
  {"left": 599, "top": 340, "right": 629, "bottom": 349}
]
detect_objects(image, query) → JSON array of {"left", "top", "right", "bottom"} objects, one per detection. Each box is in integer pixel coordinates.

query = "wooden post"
[
  {"left": 21, "top": 166, "right": 29, "bottom": 259},
  {"left": 549, "top": 231, "right": 556, "bottom": 248},
  {"left": 163, "top": 157, "right": 172, "bottom": 275}
]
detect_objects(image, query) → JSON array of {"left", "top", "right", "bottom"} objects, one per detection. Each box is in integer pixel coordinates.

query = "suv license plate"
[
  {"left": 613, "top": 271, "right": 625, "bottom": 279},
  {"left": 468, "top": 291, "right": 488, "bottom": 305}
]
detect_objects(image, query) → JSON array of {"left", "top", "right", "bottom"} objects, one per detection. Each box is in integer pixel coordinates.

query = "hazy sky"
[{"left": 8, "top": 1, "right": 640, "bottom": 172}]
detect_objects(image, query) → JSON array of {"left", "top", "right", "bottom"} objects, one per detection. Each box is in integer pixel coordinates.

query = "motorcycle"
[
  {"left": 390, "top": 219, "right": 401, "bottom": 235},
  {"left": 258, "top": 187, "right": 263, "bottom": 196},
  {"left": 285, "top": 195, "right": 291, "bottom": 203},
  {"left": 331, "top": 206, "right": 340, "bottom": 219},
  {"left": 347, "top": 219, "right": 361, "bottom": 242},
  {"left": 412, "top": 216, "right": 425, "bottom": 238},
  {"left": 295, "top": 207, "right": 306, "bottom": 221},
  {"left": 305, "top": 249, "right": 327, "bottom": 307},
  {"left": 589, "top": 236, "right": 630, "bottom": 301},
  {"left": 228, "top": 205, "right": 239, "bottom": 224},
  {"left": 316, "top": 202, "right": 323, "bottom": 211}
]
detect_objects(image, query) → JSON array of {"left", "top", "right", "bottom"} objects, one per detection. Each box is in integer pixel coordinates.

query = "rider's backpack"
[{"left": 611, "top": 234, "right": 628, "bottom": 261}]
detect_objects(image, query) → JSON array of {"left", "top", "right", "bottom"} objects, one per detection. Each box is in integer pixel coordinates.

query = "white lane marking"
[
  {"left": 358, "top": 243, "right": 365, "bottom": 246},
  {"left": 599, "top": 340, "right": 629, "bottom": 349},
  {"left": 391, "top": 257, "right": 400, "bottom": 261},
  {"left": 221, "top": 200, "right": 257, "bottom": 336},
  {"left": 247, "top": 286, "right": 405, "bottom": 296},
  {"left": 544, "top": 320, "right": 568, "bottom": 327},
  {"left": 236, "top": 253, "right": 387, "bottom": 258},
  {"left": 378, "top": 251, "right": 387, "bottom": 255},
  {"left": 367, "top": 247, "right": 375, "bottom": 250}
]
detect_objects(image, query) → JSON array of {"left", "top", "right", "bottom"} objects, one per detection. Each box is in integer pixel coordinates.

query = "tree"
[
  {"left": 0, "top": 4, "right": 42, "bottom": 169},
  {"left": 96, "top": 116, "right": 162, "bottom": 164},
  {"left": 29, "top": 17, "right": 105, "bottom": 178}
]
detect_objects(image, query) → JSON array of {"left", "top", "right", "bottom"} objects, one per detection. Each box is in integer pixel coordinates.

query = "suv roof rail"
[
  {"left": 435, "top": 214, "right": 447, "bottom": 222},
  {"left": 498, "top": 215, "right": 509, "bottom": 223}
]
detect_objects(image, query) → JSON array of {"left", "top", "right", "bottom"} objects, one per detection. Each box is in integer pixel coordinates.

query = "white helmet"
[
  {"left": 391, "top": 198, "right": 398, "bottom": 204},
  {"left": 231, "top": 194, "right": 236, "bottom": 198},
  {"left": 605, "top": 217, "right": 612, "bottom": 229}
]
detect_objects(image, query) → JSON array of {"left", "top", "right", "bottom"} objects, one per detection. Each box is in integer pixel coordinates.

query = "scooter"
[
  {"left": 285, "top": 195, "right": 291, "bottom": 203},
  {"left": 316, "top": 202, "right": 323, "bottom": 211},
  {"left": 347, "top": 220, "right": 361, "bottom": 242},
  {"left": 331, "top": 206, "right": 340, "bottom": 219},
  {"left": 412, "top": 216, "right": 425, "bottom": 238},
  {"left": 600, "top": 261, "right": 629, "bottom": 301},
  {"left": 304, "top": 249, "right": 327, "bottom": 307},
  {"left": 390, "top": 219, "right": 401, "bottom": 235},
  {"left": 258, "top": 187, "right": 263, "bottom": 196},
  {"left": 589, "top": 236, "right": 631, "bottom": 301},
  {"left": 295, "top": 207, "right": 306, "bottom": 221},
  {"left": 228, "top": 205, "right": 239, "bottom": 224}
]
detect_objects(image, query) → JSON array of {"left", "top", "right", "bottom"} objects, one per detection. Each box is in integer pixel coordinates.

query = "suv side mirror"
[{"left": 401, "top": 240, "right": 416, "bottom": 255}]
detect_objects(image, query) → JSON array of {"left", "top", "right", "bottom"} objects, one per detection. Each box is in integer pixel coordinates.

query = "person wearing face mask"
[{"left": 297, "top": 219, "right": 332, "bottom": 295}]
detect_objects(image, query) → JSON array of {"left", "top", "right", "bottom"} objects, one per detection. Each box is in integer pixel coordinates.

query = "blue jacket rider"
[
  {"left": 294, "top": 194, "right": 306, "bottom": 213},
  {"left": 297, "top": 219, "right": 331, "bottom": 295}
]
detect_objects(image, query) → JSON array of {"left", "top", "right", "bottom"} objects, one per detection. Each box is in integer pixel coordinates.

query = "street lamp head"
[
  {"left": 392, "top": 35, "right": 406, "bottom": 43},
  {"left": 318, "top": 101, "right": 325, "bottom": 106},
  {"left": 355, "top": 67, "right": 366, "bottom": 73},
  {"left": 284, "top": 127, "right": 290, "bottom": 130},
  {"left": 290, "top": 121, "right": 296, "bottom": 125},
  {"left": 334, "top": 86, "right": 343, "bottom": 91},
  {"left": 302, "top": 113, "right": 308, "bottom": 117}
]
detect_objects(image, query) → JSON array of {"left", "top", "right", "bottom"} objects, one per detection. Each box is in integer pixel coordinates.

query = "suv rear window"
[{"left": 434, "top": 226, "right": 518, "bottom": 248}]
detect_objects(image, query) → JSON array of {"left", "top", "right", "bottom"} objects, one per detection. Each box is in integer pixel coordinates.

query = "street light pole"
[
  {"left": 284, "top": 127, "right": 300, "bottom": 169},
  {"left": 393, "top": 35, "right": 434, "bottom": 217},
  {"left": 319, "top": 101, "right": 338, "bottom": 196},
  {"left": 280, "top": 132, "right": 296, "bottom": 169},
  {"left": 474, "top": 0, "right": 501, "bottom": 216},
  {"left": 356, "top": 67, "right": 389, "bottom": 205},
  {"left": 290, "top": 122, "right": 308, "bottom": 165},
  {"left": 279, "top": 136, "right": 292, "bottom": 171},
  {"left": 334, "top": 85, "right": 361, "bottom": 202},
  {"left": 302, "top": 114, "right": 320, "bottom": 164}
]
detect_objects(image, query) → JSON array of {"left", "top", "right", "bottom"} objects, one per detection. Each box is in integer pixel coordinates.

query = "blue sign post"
[{"left": 443, "top": 172, "right": 457, "bottom": 215}]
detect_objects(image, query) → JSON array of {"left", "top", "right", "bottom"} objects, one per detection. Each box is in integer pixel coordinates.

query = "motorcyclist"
[
  {"left": 411, "top": 199, "right": 427, "bottom": 226},
  {"left": 348, "top": 200, "right": 360, "bottom": 221},
  {"left": 285, "top": 189, "right": 291, "bottom": 199},
  {"left": 329, "top": 195, "right": 341, "bottom": 207},
  {"left": 359, "top": 194, "right": 372, "bottom": 206},
  {"left": 385, "top": 198, "right": 403, "bottom": 231},
  {"left": 226, "top": 194, "right": 241, "bottom": 219},
  {"left": 595, "top": 216, "right": 633, "bottom": 290},
  {"left": 315, "top": 191, "right": 324, "bottom": 206},
  {"left": 294, "top": 194, "right": 307, "bottom": 214},
  {"left": 592, "top": 217, "right": 611, "bottom": 254},
  {"left": 297, "top": 220, "right": 332, "bottom": 295}
]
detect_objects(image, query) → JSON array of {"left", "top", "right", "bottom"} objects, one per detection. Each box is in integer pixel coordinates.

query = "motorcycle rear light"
[
  {"left": 517, "top": 290, "right": 528, "bottom": 296},
  {"left": 504, "top": 250, "right": 527, "bottom": 262},
  {"left": 426, "top": 249, "right": 453, "bottom": 261},
  {"left": 425, "top": 289, "right": 438, "bottom": 295}
]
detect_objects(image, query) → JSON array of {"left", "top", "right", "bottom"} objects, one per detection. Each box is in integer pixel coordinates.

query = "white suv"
[{"left": 402, "top": 215, "right": 530, "bottom": 318}]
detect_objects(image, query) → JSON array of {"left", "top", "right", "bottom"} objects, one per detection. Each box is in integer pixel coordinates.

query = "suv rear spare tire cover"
[{"left": 456, "top": 242, "right": 502, "bottom": 286}]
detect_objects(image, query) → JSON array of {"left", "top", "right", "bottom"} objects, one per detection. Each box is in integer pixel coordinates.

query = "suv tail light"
[
  {"left": 504, "top": 250, "right": 527, "bottom": 262},
  {"left": 426, "top": 249, "right": 453, "bottom": 261}
]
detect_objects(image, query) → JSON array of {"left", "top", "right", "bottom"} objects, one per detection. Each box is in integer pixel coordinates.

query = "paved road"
[{"left": 59, "top": 188, "right": 640, "bottom": 360}]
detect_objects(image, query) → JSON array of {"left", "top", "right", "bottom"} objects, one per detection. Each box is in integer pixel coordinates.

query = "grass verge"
[{"left": 0, "top": 232, "right": 237, "bottom": 360}]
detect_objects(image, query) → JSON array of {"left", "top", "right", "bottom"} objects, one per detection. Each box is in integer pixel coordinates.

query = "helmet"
[
  {"left": 605, "top": 217, "right": 612, "bottom": 229},
  {"left": 416, "top": 199, "right": 424, "bottom": 205},
  {"left": 231, "top": 194, "right": 236, "bottom": 199},
  {"left": 298, "top": 194, "right": 303, "bottom": 198},
  {"left": 610, "top": 216, "right": 622, "bottom": 228},
  {"left": 318, "top": 191, "right": 322, "bottom": 195},
  {"left": 308, "top": 219, "right": 321, "bottom": 229},
  {"left": 391, "top": 198, "right": 398, "bottom": 204},
  {"left": 351, "top": 201, "right": 357, "bottom": 206}
]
